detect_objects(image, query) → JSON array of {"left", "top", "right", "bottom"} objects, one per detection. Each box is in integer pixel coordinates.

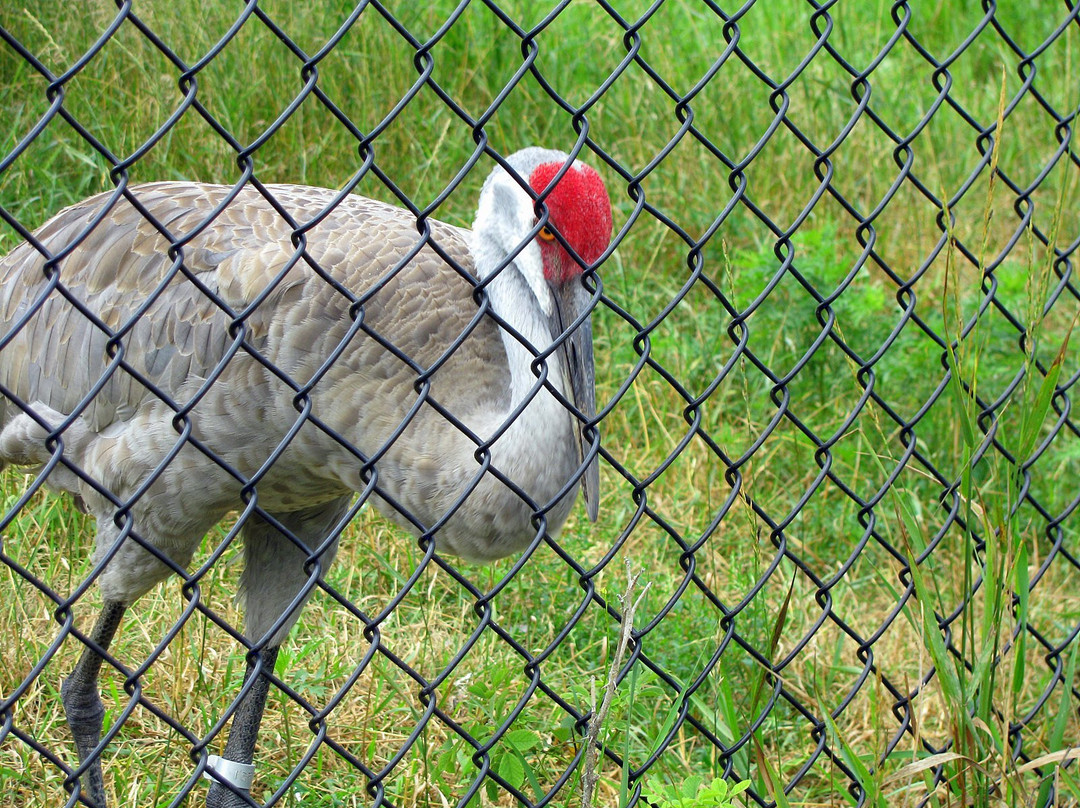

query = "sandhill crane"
[{"left": 0, "top": 147, "right": 612, "bottom": 807}]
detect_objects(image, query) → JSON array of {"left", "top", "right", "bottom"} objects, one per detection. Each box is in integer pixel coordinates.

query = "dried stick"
[{"left": 581, "top": 560, "right": 651, "bottom": 808}]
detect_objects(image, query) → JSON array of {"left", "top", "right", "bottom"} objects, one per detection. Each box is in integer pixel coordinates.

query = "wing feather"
[{"left": 0, "top": 182, "right": 504, "bottom": 441}]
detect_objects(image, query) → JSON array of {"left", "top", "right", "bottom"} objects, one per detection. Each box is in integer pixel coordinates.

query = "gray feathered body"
[{"left": 0, "top": 182, "right": 582, "bottom": 605}]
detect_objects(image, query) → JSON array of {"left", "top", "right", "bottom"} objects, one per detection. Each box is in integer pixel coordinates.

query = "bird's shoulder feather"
[{"left": 0, "top": 181, "right": 499, "bottom": 430}]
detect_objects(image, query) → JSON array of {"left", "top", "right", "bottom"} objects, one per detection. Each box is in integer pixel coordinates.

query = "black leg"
[
  {"left": 61, "top": 599, "right": 126, "bottom": 808},
  {"left": 206, "top": 645, "right": 280, "bottom": 808},
  {"left": 205, "top": 498, "right": 348, "bottom": 806}
]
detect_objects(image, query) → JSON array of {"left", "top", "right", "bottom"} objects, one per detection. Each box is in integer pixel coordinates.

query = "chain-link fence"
[{"left": 1, "top": 2, "right": 1078, "bottom": 807}]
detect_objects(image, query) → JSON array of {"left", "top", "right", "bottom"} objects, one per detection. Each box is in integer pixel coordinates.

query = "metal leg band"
[{"left": 203, "top": 755, "right": 256, "bottom": 791}]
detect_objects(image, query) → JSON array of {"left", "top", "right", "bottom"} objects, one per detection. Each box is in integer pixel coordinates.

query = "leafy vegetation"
[{"left": 647, "top": 774, "right": 750, "bottom": 808}]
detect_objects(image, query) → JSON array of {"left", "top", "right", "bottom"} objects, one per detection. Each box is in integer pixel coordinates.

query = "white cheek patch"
[
  {"left": 514, "top": 240, "right": 554, "bottom": 317},
  {"left": 485, "top": 173, "right": 555, "bottom": 318}
]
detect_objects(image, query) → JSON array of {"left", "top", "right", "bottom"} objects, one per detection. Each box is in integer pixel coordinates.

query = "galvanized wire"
[{"left": 1, "top": 2, "right": 1078, "bottom": 807}]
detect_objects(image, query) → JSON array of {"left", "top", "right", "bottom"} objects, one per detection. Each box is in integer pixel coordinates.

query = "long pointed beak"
[{"left": 551, "top": 279, "right": 600, "bottom": 522}]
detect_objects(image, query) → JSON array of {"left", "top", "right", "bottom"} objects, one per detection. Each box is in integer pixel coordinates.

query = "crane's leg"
[
  {"left": 205, "top": 497, "right": 349, "bottom": 808},
  {"left": 205, "top": 646, "right": 279, "bottom": 808},
  {"left": 61, "top": 599, "right": 126, "bottom": 808}
]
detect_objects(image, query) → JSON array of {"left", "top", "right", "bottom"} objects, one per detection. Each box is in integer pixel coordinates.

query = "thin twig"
[{"left": 581, "top": 560, "right": 651, "bottom": 808}]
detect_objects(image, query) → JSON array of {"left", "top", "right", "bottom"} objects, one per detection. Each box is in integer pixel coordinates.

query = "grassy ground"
[{"left": 1, "top": 1, "right": 1079, "bottom": 807}]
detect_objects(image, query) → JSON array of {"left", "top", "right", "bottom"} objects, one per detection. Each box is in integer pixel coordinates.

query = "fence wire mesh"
[{"left": 1, "top": 2, "right": 1079, "bottom": 807}]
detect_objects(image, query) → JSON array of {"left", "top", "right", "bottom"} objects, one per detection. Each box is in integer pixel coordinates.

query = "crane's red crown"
[{"left": 529, "top": 161, "right": 613, "bottom": 285}]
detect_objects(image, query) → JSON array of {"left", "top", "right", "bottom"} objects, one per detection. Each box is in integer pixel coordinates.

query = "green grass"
[{"left": 1, "top": 2, "right": 1079, "bottom": 807}]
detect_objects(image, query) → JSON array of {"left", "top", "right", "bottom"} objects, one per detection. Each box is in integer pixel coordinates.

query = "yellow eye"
[{"left": 538, "top": 225, "right": 556, "bottom": 242}]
